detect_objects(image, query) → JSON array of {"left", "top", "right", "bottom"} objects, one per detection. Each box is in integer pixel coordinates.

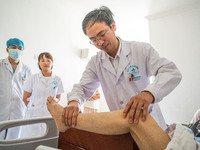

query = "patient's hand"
[{"left": 47, "top": 96, "right": 69, "bottom": 132}]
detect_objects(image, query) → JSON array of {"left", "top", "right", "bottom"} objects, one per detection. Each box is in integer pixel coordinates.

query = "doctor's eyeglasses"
[{"left": 89, "top": 28, "right": 110, "bottom": 45}]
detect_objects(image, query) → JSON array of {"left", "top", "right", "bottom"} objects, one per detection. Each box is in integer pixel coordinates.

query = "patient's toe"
[{"left": 47, "top": 96, "right": 55, "bottom": 103}]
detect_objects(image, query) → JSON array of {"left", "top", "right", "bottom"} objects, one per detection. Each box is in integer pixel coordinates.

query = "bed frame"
[{"left": 0, "top": 117, "right": 58, "bottom": 150}]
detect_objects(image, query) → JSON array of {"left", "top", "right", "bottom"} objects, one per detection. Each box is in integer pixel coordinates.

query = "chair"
[{"left": 0, "top": 117, "right": 58, "bottom": 150}]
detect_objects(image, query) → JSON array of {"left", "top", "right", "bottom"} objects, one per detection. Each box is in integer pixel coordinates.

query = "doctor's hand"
[
  {"left": 62, "top": 100, "right": 81, "bottom": 128},
  {"left": 123, "top": 91, "right": 154, "bottom": 124}
]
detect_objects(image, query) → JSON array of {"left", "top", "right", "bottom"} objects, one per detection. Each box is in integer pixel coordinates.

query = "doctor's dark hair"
[
  {"left": 82, "top": 6, "right": 115, "bottom": 35},
  {"left": 38, "top": 52, "right": 53, "bottom": 70}
]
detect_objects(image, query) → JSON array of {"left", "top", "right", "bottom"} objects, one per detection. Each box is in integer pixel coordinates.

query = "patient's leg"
[
  {"left": 47, "top": 97, "right": 129, "bottom": 134},
  {"left": 129, "top": 113, "right": 170, "bottom": 150},
  {"left": 47, "top": 97, "right": 170, "bottom": 150}
]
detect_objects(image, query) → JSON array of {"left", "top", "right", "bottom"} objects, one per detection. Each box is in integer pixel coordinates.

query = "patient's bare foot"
[{"left": 47, "top": 96, "right": 68, "bottom": 132}]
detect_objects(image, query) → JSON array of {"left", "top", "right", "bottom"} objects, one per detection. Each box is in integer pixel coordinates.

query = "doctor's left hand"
[
  {"left": 62, "top": 100, "right": 81, "bottom": 128},
  {"left": 123, "top": 91, "right": 154, "bottom": 124}
]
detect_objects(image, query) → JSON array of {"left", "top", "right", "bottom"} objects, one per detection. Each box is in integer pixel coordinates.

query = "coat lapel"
[
  {"left": 101, "top": 52, "right": 116, "bottom": 76},
  {"left": 39, "top": 72, "right": 46, "bottom": 85},
  {"left": 4, "top": 58, "right": 14, "bottom": 74},
  {"left": 15, "top": 61, "right": 22, "bottom": 74},
  {"left": 39, "top": 72, "right": 54, "bottom": 86},
  {"left": 48, "top": 74, "right": 55, "bottom": 85},
  {"left": 116, "top": 54, "right": 129, "bottom": 80},
  {"left": 116, "top": 40, "right": 131, "bottom": 82}
]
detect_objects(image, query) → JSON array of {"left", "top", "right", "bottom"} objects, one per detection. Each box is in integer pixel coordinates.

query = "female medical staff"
[{"left": 20, "top": 52, "right": 64, "bottom": 138}]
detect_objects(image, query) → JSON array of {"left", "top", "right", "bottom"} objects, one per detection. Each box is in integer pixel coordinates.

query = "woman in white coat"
[{"left": 20, "top": 52, "right": 64, "bottom": 138}]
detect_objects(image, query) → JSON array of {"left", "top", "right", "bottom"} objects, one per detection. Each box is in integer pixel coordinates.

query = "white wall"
[
  {"left": 0, "top": 0, "right": 149, "bottom": 110},
  {"left": 147, "top": 2, "right": 200, "bottom": 124}
]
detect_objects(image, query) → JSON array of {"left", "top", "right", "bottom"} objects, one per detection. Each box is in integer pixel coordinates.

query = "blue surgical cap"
[{"left": 6, "top": 38, "right": 24, "bottom": 50}]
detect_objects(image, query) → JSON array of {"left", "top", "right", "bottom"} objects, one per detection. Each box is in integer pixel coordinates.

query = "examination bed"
[
  {"left": 1, "top": 117, "right": 199, "bottom": 150},
  {"left": 0, "top": 117, "right": 139, "bottom": 150}
]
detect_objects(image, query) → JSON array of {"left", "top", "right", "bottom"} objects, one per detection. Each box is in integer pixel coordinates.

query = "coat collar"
[
  {"left": 100, "top": 37, "right": 131, "bottom": 59},
  {"left": 39, "top": 71, "right": 55, "bottom": 78},
  {"left": 116, "top": 38, "right": 130, "bottom": 81},
  {"left": 39, "top": 71, "right": 55, "bottom": 85},
  {"left": 100, "top": 37, "right": 130, "bottom": 80},
  {"left": 4, "top": 58, "right": 23, "bottom": 74}
]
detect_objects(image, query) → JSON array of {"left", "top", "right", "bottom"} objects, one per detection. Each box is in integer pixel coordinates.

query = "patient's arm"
[{"left": 47, "top": 96, "right": 170, "bottom": 150}]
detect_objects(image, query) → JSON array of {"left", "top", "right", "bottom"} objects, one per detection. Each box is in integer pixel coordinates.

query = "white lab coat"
[
  {"left": 0, "top": 58, "right": 31, "bottom": 139},
  {"left": 20, "top": 72, "right": 64, "bottom": 138},
  {"left": 67, "top": 38, "right": 182, "bottom": 130}
]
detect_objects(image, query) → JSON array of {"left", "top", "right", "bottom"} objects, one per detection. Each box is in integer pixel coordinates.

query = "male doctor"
[
  {"left": 64, "top": 6, "right": 182, "bottom": 129},
  {"left": 0, "top": 38, "right": 31, "bottom": 139}
]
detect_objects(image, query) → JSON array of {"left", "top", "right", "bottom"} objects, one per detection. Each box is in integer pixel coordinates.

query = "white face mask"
[{"left": 9, "top": 49, "right": 23, "bottom": 60}]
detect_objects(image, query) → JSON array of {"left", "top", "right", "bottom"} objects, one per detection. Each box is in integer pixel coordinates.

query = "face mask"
[{"left": 9, "top": 49, "right": 23, "bottom": 60}]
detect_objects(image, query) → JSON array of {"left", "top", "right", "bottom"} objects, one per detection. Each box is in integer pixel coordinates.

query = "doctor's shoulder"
[
  {"left": 84, "top": 53, "right": 102, "bottom": 73},
  {"left": 0, "top": 59, "right": 3, "bottom": 67},
  {"left": 90, "top": 51, "right": 102, "bottom": 64},
  {"left": 0, "top": 59, "right": 4, "bottom": 71},
  {"left": 52, "top": 74, "right": 62, "bottom": 82},
  {"left": 127, "top": 41, "right": 156, "bottom": 56},
  {"left": 0, "top": 58, "right": 7, "bottom": 67}
]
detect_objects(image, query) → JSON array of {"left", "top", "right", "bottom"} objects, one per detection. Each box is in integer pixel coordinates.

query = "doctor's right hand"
[{"left": 62, "top": 100, "right": 81, "bottom": 128}]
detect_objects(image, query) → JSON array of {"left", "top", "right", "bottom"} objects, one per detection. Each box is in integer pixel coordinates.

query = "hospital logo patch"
[
  {"left": 22, "top": 74, "right": 26, "bottom": 81},
  {"left": 53, "top": 81, "right": 58, "bottom": 89},
  {"left": 127, "top": 65, "right": 141, "bottom": 82}
]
